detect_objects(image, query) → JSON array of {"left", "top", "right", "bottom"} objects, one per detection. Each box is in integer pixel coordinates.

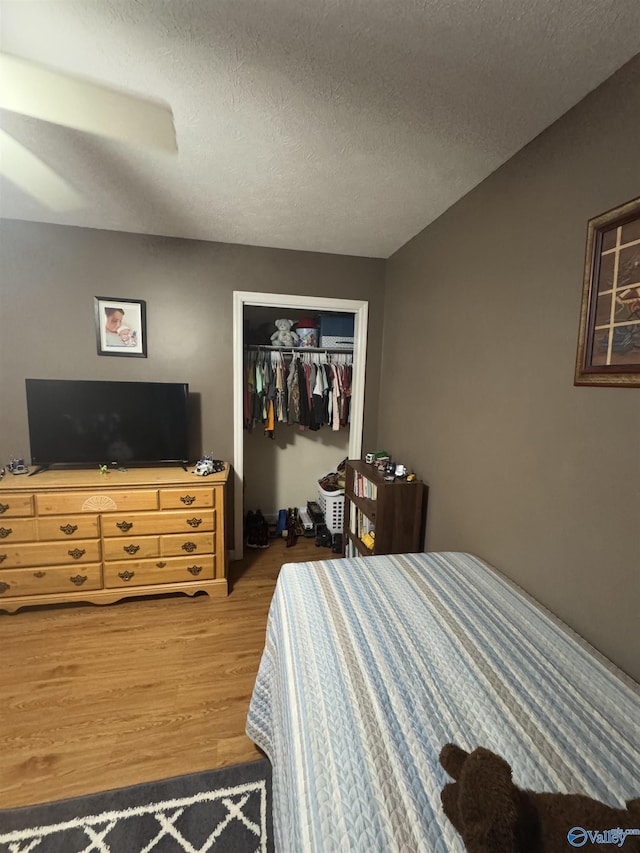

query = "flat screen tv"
[{"left": 25, "top": 378, "right": 190, "bottom": 468}]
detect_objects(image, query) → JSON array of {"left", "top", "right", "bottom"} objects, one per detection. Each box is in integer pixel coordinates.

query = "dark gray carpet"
[{"left": 0, "top": 758, "right": 273, "bottom": 853}]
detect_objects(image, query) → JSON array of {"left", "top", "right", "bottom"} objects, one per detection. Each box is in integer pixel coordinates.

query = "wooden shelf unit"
[
  {"left": 344, "top": 459, "right": 426, "bottom": 557},
  {"left": 0, "top": 465, "right": 228, "bottom": 612}
]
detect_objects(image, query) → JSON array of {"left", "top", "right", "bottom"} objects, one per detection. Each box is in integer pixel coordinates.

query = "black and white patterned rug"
[{"left": 0, "top": 758, "right": 273, "bottom": 853}]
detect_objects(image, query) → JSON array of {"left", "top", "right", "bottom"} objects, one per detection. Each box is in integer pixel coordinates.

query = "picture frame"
[
  {"left": 574, "top": 196, "right": 640, "bottom": 387},
  {"left": 95, "top": 296, "right": 147, "bottom": 358}
]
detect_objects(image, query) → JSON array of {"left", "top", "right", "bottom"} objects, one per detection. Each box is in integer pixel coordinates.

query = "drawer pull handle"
[
  {"left": 34, "top": 571, "right": 46, "bottom": 578},
  {"left": 182, "top": 541, "right": 197, "bottom": 553},
  {"left": 123, "top": 544, "right": 140, "bottom": 555},
  {"left": 187, "top": 517, "right": 202, "bottom": 528},
  {"left": 0, "top": 503, "right": 9, "bottom": 514},
  {"left": 69, "top": 575, "right": 88, "bottom": 586},
  {"left": 68, "top": 548, "right": 86, "bottom": 560},
  {"left": 180, "top": 495, "right": 196, "bottom": 505},
  {"left": 60, "top": 524, "right": 78, "bottom": 535},
  {"left": 0, "top": 527, "right": 12, "bottom": 538},
  {"left": 118, "top": 570, "right": 135, "bottom": 582},
  {"left": 0, "top": 581, "right": 10, "bottom": 594},
  {"left": 187, "top": 565, "right": 203, "bottom": 576},
  {"left": 0, "top": 554, "right": 6, "bottom": 563},
  {"left": 156, "top": 561, "right": 167, "bottom": 568},
  {"left": 116, "top": 521, "right": 133, "bottom": 532}
]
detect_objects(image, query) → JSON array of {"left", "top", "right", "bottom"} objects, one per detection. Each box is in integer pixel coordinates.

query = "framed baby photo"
[{"left": 95, "top": 296, "right": 147, "bottom": 358}]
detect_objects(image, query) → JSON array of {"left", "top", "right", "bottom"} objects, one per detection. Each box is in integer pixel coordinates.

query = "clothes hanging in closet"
[{"left": 244, "top": 348, "right": 353, "bottom": 438}]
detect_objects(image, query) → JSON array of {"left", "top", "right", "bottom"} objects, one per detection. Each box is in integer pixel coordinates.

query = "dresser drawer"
[
  {"left": 160, "top": 532, "right": 213, "bottom": 557},
  {"left": 104, "top": 555, "right": 215, "bottom": 588},
  {"left": 0, "top": 518, "right": 37, "bottom": 543},
  {"left": 0, "top": 494, "right": 34, "bottom": 518},
  {"left": 0, "top": 539, "right": 101, "bottom": 569},
  {"left": 103, "top": 536, "right": 160, "bottom": 561},
  {"left": 36, "top": 489, "right": 158, "bottom": 515},
  {"left": 38, "top": 514, "right": 100, "bottom": 541},
  {"left": 0, "top": 564, "right": 102, "bottom": 598},
  {"left": 101, "top": 509, "right": 215, "bottom": 537},
  {"left": 159, "top": 487, "right": 215, "bottom": 510}
]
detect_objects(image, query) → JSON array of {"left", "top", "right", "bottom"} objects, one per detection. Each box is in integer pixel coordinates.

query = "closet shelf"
[{"left": 246, "top": 344, "right": 353, "bottom": 354}]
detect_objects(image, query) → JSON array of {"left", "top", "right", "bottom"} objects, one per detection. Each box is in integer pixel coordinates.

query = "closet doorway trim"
[{"left": 233, "top": 291, "right": 368, "bottom": 560}]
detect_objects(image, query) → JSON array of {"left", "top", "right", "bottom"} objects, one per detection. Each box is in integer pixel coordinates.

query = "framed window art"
[
  {"left": 574, "top": 197, "right": 640, "bottom": 387},
  {"left": 95, "top": 296, "right": 147, "bottom": 358}
]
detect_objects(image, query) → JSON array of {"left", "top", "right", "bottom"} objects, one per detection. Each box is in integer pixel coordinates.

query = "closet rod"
[{"left": 246, "top": 344, "right": 354, "bottom": 354}]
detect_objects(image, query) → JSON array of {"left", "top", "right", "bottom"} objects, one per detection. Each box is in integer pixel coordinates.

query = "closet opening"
[{"left": 232, "top": 292, "right": 368, "bottom": 560}]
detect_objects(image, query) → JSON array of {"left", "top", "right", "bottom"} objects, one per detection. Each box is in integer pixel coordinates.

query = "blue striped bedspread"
[{"left": 246, "top": 552, "right": 640, "bottom": 852}]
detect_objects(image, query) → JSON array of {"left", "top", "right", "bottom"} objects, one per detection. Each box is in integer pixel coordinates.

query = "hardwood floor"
[{"left": 0, "top": 536, "right": 324, "bottom": 808}]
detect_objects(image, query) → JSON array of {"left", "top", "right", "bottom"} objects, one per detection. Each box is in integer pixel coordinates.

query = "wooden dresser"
[{"left": 0, "top": 465, "right": 229, "bottom": 613}]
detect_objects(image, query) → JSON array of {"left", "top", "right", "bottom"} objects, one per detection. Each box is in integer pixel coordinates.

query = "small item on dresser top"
[
  {"left": 194, "top": 455, "right": 225, "bottom": 476},
  {"left": 384, "top": 460, "right": 396, "bottom": 480},
  {"left": 365, "top": 452, "right": 375, "bottom": 464},
  {"left": 395, "top": 463, "right": 408, "bottom": 478},
  {"left": 7, "top": 458, "right": 29, "bottom": 475}
]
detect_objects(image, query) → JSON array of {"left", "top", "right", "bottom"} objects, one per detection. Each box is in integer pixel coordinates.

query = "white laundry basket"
[{"left": 317, "top": 484, "right": 345, "bottom": 535}]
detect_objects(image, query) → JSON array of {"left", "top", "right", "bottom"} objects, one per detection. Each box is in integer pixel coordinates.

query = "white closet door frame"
[{"left": 232, "top": 291, "right": 368, "bottom": 560}]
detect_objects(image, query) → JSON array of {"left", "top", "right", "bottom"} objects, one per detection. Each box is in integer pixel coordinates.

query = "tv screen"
[{"left": 25, "top": 379, "right": 190, "bottom": 467}]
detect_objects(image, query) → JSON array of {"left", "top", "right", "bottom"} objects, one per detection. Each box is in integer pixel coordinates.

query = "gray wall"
[
  {"left": 378, "top": 57, "right": 640, "bottom": 681},
  {"left": 0, "top": 224, "right": 385, "bottom": 540}
]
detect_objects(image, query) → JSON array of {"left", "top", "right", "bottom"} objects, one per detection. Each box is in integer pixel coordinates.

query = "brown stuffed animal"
[{"left": 439, "top": 743, "right": 640, "bottom": 853}]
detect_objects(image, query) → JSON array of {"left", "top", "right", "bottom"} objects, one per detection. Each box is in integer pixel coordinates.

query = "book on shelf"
[
  {"left": 354, "top": 472, "right": 377, "bottom": 500},
  {"left": 349, "top": 502, "right": 375, "bottom": 539}
]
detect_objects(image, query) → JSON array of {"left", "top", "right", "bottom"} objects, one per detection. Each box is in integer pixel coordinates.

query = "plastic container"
[
  {"left": 295, "top": 317, "right": 318, "bottom": 348},
  {"left": 318, "top": 484, "right": 345, "bottom": 535}
]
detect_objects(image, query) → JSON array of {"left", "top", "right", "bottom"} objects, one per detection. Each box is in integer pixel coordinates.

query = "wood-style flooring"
[{"left": 0, "top": 536, "right": 324, "bottom": 808}]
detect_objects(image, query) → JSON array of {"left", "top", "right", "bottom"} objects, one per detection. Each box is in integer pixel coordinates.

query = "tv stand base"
[{"left": 28, "top": 465, "right": 49, "bottom": 476}]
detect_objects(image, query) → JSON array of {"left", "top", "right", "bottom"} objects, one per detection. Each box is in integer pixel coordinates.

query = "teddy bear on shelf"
[
  {"left": 270, "top": 318, "right": 299, "bottom": 347},
  {"left": 439, "top": 743, "right": 640, "bottom": 853}
]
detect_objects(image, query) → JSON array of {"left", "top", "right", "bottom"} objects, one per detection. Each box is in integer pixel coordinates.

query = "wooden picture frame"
[
  {"left": 574, "top": 197, "right": 640, "bottom": 387},
  {"left": 95, "top": 296, "right": 147, "bottom": 358}
]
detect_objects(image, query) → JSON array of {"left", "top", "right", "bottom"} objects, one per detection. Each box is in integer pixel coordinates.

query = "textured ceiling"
[{"left": 1, "top": 0, "right": 639, "bottom": 258}]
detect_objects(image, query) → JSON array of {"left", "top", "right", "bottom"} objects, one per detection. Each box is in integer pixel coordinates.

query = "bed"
[{"left": 246, "top": 552, "right": 640, "bottom": 852}]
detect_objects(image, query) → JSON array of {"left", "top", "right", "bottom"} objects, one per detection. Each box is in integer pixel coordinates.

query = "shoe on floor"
[
  {"left": 255, "top": 509, "right": 269, "bottom": 549},
  {"left": 245, "top": 510, "right": 259, "bottom": 548}
]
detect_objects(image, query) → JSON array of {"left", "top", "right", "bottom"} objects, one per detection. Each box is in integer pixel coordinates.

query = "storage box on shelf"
[
  {"left": 319, "top": 315, "right": 354, "bottom": 349},
  {"left": 343, "top": 459, "right": 426, "bottom": 557},
  {"left": 0, "top": 465, "right": 228, "bottom": 612}
]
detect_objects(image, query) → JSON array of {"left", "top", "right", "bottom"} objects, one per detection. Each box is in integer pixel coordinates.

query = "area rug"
[{"left": 0, "top": 758, "right": 273, "bottom": 853}]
